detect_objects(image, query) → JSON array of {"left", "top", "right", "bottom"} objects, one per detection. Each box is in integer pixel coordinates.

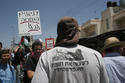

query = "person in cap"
[
  {"left": 23, "top": 39, "right": 43, "bottom": 83},
  {"left": 0, "top": 49, "right": 16, "bottom": 83},
  {"left": 102, "top": 37, "right": 125, "bottom": 83},
  {"left": 102, "top": 37, "right": 125, "bottom": 57},
  {"left": 31, "top": 16, "right": 109, "bottom": 83}
]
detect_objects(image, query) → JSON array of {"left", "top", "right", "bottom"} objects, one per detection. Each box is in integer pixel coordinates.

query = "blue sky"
[{"left": 0, "top": 0, "right": 119, "bottom": 48}]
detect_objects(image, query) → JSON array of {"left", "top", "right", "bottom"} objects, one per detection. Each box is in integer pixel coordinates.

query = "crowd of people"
[
  {"left": 0, "top": 39, "right": 44, "bottom": 83},
  {"left": 0, "top": 16, "right": 125, "bottom": 83}
]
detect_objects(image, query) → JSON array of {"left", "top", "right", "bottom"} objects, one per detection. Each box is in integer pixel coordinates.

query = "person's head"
[
  {"left": 102, "top": 37, "right": 125, "bottom": 55},
  {"left": 32, "top": 40, "right": 43, "bottom": 56},
  {"left": 0, "top": 42, "right": 2, "bottom": 50},
  {"left": 0, "top": 49, "right": 10, "bottom": 64},
  {"left": 17, "top": 47, "right": 24, "bottom": 53},
  {"left": 55, "top": 16, "right": 80, "bottom": 47}
]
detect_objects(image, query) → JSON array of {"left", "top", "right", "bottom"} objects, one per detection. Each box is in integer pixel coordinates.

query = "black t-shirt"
[
  {"left": 12, "top": 52, "right": 24, "bottom": 66},
  {"left": 25, "top": 56, "right": 38, "bottom": 71},
  {"left": 23, "top": 55, "right": 39, "bottom": 83}
]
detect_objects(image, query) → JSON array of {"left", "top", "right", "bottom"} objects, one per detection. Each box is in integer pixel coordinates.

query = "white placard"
[
  {"left": 45, "top": 38, "right": 55, "bottom": 50},
  {"left": 18, "top": 10, "right": 41, "bottom": 36},
  {"left": 47, "top": 40, "right": 53, "bottom": 48}
]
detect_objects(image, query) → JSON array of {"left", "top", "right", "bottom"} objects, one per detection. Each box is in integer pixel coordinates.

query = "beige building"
[
  {"left": 100, "top": 0, "right": 125, "bottom": 33},
  {"left": 100, "top": 6, "right": 125, "bottom": 33},
  {"left": 100, "top": 7, "right": 116, "bottom": 33},
  {"left": 113, "top": 9, "right": 125, "bottom": 30},
  {"left": 80, "top": 19, "right": 101, "bottom": 38},
  {"left": 80, "top": 0, "right": 125, "bottom": 38}
]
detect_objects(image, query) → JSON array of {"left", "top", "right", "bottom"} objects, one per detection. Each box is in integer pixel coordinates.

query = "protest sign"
[
  {"left": 45, "top": 38, "right": 55, "bottom": 50},
  {"left": 18, "top": 10, "right": 41, "bottom": 36}
]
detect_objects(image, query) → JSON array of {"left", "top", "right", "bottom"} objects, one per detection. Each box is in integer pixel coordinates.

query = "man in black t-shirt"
[{"left": 23, "top": 40, "right": 43, "bottom": 83}]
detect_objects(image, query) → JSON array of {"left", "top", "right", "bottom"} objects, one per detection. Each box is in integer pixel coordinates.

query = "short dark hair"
[
  {"left": 0, "top": 49, "right": 10, "bottom": 56},
  {"left": 32, "top": 42, "right": 42, "bottom": 51}
]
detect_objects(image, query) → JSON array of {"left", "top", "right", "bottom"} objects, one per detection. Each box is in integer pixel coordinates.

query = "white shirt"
[{"left": 32, "top": 45, "right": 109, "bottom": 83}]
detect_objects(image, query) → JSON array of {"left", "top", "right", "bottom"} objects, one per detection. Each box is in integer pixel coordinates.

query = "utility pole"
[{"left": 11, "top": 26, "right": 15, "bottom": 49}]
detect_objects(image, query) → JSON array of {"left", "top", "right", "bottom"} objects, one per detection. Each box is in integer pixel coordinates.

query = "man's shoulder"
[
  {"left": 42, "top": 45, "right": 101, "bottom": 56},
  {"left": 78, "top": 45, "right": 100, "bottom": 53}
]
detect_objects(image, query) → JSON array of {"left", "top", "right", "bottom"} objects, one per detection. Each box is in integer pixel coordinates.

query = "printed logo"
[
  {"left": 67, "top": 49, "right": 84, "bottom": 60},
  {"left": 51, "top": 49, "right": 89, "bottom": 72},
  {"left": 52, "top": 49, "right": 84, "bottom": 61}
]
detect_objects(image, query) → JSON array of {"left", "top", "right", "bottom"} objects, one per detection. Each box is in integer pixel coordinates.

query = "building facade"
[
  {"left": 80, "top": 19, "right": 101, "bottom": 38},
  {"left": 80, "top": 0, "right": 125, "bottom": 38}
]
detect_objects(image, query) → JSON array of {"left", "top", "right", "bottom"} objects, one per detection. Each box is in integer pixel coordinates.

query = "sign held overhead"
[{"left": 18, "top": 10, "right": 41, "bottom": 36}]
